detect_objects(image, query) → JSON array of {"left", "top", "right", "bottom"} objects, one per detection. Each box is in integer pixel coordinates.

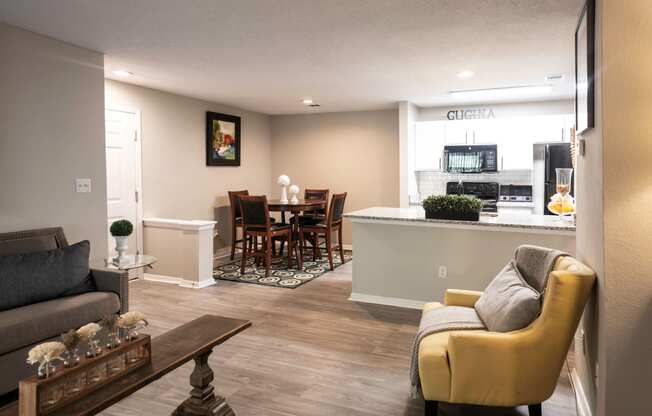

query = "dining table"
[
  {"left": 267, "top": 198, "right": 325, "bottom": 230},
  {"left": 254, "top": 199, "right": 325, "bottom": 259}
]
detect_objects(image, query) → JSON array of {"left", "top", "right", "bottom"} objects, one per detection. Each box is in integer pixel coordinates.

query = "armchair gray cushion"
[
  {"left": 0, "top": 240, "right": 95, "bottom": 311},
  {"left": 474, "top": 261, "right": 541, "bottom": 332}
]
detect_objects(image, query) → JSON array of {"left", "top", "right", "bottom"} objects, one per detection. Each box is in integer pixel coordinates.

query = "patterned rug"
[{"left": 213, "top": 250, "right": 352, "bottom": 289}]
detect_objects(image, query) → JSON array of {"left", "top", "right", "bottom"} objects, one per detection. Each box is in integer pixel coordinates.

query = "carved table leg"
[{"left": 173, "top": 349, "right": 235, "bottom": 416}]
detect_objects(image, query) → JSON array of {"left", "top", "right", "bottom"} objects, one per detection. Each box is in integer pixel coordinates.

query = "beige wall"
[
  {"left": 576, "top": 1, "right": 652, "bottom": 415},
  {"left": 600, "top": 1, "right": 652, "bottom": 414},
  {"left": 104, "top": 80, "right": 272, "bottom": 249},
  {"left": 574, "top": 1, "right": 604, "bottom": 413},
  {"left": 0, "top": 23, "right": 108, "bottom": 257},
  {"left": 271, "top": 110, "right": 400, "bottom": 244}
]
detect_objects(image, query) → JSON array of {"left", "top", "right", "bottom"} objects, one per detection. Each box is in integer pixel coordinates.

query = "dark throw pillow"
[{"left": 0, "top": 240, "right": 95, "bottom": 311}]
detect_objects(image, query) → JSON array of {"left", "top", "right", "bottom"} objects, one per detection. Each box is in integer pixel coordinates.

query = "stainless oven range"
[{"left": 446, "top": 181, "right": 500, "bottom": 213}]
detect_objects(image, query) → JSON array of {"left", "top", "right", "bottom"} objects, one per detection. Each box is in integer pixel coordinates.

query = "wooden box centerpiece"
[{"left": 19, "top": 334, "right": 151, "bottom": 416}]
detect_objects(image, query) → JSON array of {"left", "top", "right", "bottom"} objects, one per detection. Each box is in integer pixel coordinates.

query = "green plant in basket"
[
  {"left": 422, "top": 194, "right": 483, "bottom": 221},
  {"left": 110, "top": 219, "right": 133, "bottom": 237}
]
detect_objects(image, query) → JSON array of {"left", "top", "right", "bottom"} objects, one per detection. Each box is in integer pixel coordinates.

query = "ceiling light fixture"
[
  {"left": 301, "top": 98, "right": 314, "bottom": 105},
  {"left": 546, "top": 74, "right": 565, "bottom": 81},
  {"left": 457, "top": 70, "right": 475, "bottom": 79},
  {"left": 112, "top": 70, "right": 133, "bottom": 77},
  {"left": 449, "top": 85, "right": 553, "bottom": 101}
]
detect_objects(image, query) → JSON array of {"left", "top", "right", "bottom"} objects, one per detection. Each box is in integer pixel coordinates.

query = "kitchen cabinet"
[
  {"left": 444, "top": 122, "right": 469, "bottom": 144},
  {"left": 414, "top": 114, "right": 573, "bottom": 172},
  {"left": 414, "top": 121, "right": 445, "bottom": 170},
  {"left": 473, "top": 119, "right": 503, "bottom": 144}
]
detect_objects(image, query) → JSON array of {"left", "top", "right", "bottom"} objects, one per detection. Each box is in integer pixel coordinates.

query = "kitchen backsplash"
[{"left": 414, "top": 169, "right": 532, "bottom": 201}]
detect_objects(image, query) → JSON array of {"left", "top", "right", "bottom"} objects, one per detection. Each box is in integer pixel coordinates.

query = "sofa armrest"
[
  {"left": 91, "top": 268, "right": 129, "bottom": 313},
  {"left": 444, "top": 289, "right": 483, "bottom": 307}
]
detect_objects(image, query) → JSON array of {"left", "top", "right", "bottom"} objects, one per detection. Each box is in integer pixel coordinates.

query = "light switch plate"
[{"left": 75, "top": 178, "right": 91, "bottom": 193}]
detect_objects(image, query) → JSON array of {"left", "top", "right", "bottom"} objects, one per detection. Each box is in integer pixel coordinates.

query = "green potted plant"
[
  {"left": 110, "top": 219, "right": 133, "bottom": 262},
  {"left": 422, "top": 194, "right": 483, "bottom": 221}
]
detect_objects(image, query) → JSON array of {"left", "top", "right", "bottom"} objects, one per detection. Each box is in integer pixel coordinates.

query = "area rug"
[{"left": 213, "top": 250, "right": 352, "bottom": 289}]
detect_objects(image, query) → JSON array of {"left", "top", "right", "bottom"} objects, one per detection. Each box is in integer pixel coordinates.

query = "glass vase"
[
  {"left": 64, "top": 348, "right": 81, "bottom": 368},
  {"left": 555, "top": 168, "right": 574, "bottom": 222},
  {"left": 37, "top": 360, "right": 57, "bottom": 379},
  {"left": 106, "top": 330, "right": 121, "bottom": 350},
  {"left": 125, "top": 325, "right": 140, "bottom": 342},
  {"left": 85, "top": 337, "right": 103, "bottom": 358}
]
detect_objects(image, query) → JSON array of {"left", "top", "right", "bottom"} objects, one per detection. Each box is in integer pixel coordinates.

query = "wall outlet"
[
  {"left": 438, "top": 266, "right": 447, "bottom": 279},
  {"left": 75, "top": 178, "right": 91, "bottom": 193}
]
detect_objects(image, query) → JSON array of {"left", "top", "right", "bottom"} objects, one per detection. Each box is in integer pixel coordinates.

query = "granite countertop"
[{"left": 344, "top": 207, "right": 575, "bottom": 234}]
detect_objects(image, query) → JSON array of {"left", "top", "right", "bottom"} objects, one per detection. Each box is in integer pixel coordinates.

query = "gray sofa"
[{"left": 0, "top": 227, "right": 128, "bottom": 396}]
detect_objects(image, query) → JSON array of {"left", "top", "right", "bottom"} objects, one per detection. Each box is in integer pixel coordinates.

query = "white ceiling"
[{"left": 0, "top": 0, "right": 582, "bottom": 115}]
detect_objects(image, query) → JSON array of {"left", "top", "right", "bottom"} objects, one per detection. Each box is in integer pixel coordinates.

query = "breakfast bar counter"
[
  {"left": 344, "top": 207, "right": 575, "bottom": 309},
  {"left": 345, "top": 207, "right": 575, "bottom": 235}
]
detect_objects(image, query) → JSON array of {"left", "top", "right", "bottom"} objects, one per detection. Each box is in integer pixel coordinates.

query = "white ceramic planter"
[{"left": 114, "top": 236, "right": 129, "bottom": 261}]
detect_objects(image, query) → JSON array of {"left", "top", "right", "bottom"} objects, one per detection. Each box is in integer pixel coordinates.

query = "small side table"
[{"left": 91, "top": 255, "right": 157, "bottom": 280}]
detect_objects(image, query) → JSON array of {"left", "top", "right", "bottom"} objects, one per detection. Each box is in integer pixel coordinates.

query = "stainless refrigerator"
[{"left": 543, "top": 143, "right": 573, "bottom": 215}]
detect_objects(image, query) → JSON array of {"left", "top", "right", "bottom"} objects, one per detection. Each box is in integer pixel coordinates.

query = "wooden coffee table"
[{"left": 0, "top": 315, "right": 250, "bottom": 416}]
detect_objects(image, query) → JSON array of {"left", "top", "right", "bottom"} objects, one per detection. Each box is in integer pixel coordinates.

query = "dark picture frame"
[
  {"left": 575, "top": 0, "right": 595, "bottom": 134},
  {"left": 206, "top": 111, "right": 241, "bottom": 166}
]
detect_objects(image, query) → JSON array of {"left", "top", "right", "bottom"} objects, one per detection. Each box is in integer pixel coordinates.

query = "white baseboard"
[
  {"left": 349, "top": 292, "right": 424, "bottom": 309},
  {"left": 570, "top": 368, "right": 593, "bottom": 416},
  {"left": 178, "top": 278, "right": 216, "bottom": 289},
  {"left": 144, "top": 273, "right": 216, "bottom": 289},
  {"left": 143, "top": 273, "right": 182, "bottom": 285},
  {"left": 213, "top": 247, "right": 232, "bottom": 259}
]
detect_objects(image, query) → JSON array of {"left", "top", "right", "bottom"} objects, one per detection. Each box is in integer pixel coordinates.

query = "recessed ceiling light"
[
  {"left": 457, "top": 70, "right": 475, "bottom": 79},
  {"left": 301, "top": 98, "right": 314, "bottom": 105},
  {"left": 449, "top": 85, "right": 552, "bottom": 101},
  {"left": 112, "top": 70, "right": 133, "bottom": 77}
]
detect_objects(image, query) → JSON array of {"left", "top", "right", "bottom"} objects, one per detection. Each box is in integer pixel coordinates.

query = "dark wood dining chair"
[
  {"left": 228, "top": 190, "right": 250, "bottom": 260},
  {"left": 299, "top": 192, "right": 347, "bottom": 270},
  {"left": 229, "top": 190, "right": 277, "bottom": 260},
  {"left": 297, "top": 188, "right": 329, "bottom": 225},
  {"left": 282, "top": 188, "right": 329, "bottom": 256},
  {"left": 239, "top": 195, "right": 302, "bottom": 277}
]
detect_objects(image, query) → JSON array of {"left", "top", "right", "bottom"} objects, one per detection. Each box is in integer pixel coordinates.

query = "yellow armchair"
[{"left": 418, "top": 256, "right": 595, "bottom": 416}]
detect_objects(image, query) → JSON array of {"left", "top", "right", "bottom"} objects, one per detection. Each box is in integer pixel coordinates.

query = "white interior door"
[{"left": 105, "top": 108, "right": 142, "bottom": 265}]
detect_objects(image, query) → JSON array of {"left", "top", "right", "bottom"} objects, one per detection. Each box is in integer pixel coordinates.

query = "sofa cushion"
[
  {"left": 0, "top": 291, "right": 120, "bottom": 355},
  {"left": 0, "top": 240, "right": 95, "bottom": 311},
  {"left": 474, "top": 261, "right": 541, "bottom": 332}
]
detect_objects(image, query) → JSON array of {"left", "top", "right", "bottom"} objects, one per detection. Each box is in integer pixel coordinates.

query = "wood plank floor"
[{"left": 99, "top": 259, "right": 577, "bottom": 416}]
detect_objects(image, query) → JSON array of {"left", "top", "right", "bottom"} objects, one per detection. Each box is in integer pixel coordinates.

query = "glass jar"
[{"left": 64, "top": 348, "right": 81, "bottom": 368}]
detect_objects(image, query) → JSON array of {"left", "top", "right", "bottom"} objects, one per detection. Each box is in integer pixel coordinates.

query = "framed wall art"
[
  {"left": 206, "top": 112, "right": 241, "bottom": 166},
  {"left": 575, "top": 0, "right": 595, "bottom": 134}
]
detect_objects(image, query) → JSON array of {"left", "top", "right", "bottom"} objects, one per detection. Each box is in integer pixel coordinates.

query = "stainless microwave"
[{"left": 443, "top": 144, "right": 498, "bottom": 173}]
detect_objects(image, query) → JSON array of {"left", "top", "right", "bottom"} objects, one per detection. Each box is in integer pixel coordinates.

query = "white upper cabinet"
[
  {"left": 526, "top": 115, "right": 567, "bottom": 143},
  {"left": 472, "top": 119, "right": 501, "bottom": 144},
  {"left": 415, "top": 121, "right": 445, "bottom": 170},
  {"left": 414, "top": 114, "right": 573, "bottom": 172},
  {"left": 444, "top": 122, "right": 468, "bottom": 144}
]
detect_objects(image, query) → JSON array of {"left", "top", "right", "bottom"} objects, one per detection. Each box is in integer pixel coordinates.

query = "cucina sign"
[{"left": 446, "top": 108, "right": 496, "bottom": 120}]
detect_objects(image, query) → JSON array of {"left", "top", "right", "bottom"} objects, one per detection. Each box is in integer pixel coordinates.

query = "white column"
[
  {"left": 399, "top": 101, "right": 417, "bottom": 208},
  {"left": 142, "top": 218, "right": 217, "bottom": 289}
]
